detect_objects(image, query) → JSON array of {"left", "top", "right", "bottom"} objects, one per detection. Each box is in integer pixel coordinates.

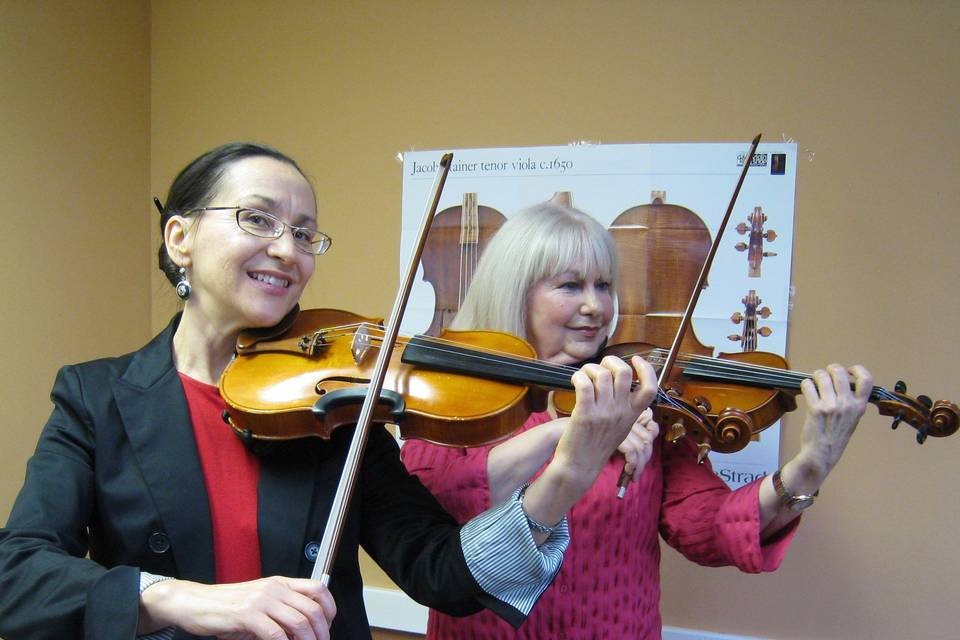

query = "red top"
[
  {"left": 180, "top": 373, "right": 262, "bottom": 584},
  {"left": 401, "top": 411, "right": 798, "bottom": 640}
]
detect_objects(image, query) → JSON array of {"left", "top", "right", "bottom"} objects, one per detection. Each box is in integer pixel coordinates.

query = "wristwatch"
[{"left": 772, "top": 468, "right": 819, "bottom": 511}]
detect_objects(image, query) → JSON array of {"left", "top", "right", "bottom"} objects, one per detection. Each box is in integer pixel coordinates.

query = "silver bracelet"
[{"left": 517, "top": 484, "right": 562, "bottom": 535}]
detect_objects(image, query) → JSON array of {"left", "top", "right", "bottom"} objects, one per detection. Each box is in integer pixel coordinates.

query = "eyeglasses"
[{"left": 184, "top": 206, "right": 332, "bottom": 256}]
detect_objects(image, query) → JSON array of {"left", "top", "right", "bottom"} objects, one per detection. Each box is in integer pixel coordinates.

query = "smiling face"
[
  {"left": 525, "top": 265, "right": 614, "bottom": 365},
  {"left": 171, "top": 156, "right": 318, "bottom": 337}
]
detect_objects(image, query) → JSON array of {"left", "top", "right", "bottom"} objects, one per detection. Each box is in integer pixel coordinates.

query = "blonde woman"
[{"left": 402, "top": 201, "right": 872, "bottom": 639}]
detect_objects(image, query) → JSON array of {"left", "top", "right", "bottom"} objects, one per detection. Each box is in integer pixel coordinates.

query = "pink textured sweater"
[{"left": 401, "top": 412, "right": 798, "bottom": 639}]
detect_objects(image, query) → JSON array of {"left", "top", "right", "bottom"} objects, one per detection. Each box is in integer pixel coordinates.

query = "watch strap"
[{"left": 772, "top": 468, "right": 819, "bottom": 510}]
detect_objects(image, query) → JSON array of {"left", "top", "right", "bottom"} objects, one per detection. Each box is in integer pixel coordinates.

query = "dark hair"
[{"left": 157, "top": 142, "right": 311, "bottom": 287}]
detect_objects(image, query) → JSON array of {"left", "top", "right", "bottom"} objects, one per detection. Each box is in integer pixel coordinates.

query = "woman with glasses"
[
  {"left": 0, "top": 142, "right": 657, "bottom": 640},
  {"left": 401, "top": 201, "right": 873, "bottom": 640}
]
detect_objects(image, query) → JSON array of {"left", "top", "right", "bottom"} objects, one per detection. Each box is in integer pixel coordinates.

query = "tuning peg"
[
  {"left": 735, "top": 242, "right": 748, "bottom": 252},
  {"left": 759, "top": 306, "right": 772, "bottom": 319},
  {"left": 731, "top": 312, "right": 743, "bottom": 324},
  {"left": 758, "top": 327, "right": 773, "bottom": 337},
  {"left": 696, "top": 441, "right": 711, "bottom": 464},
  {"left": 762, "top": 251, "right": 778, "bottom": 258},
  {"left": 736, "top": 222, "right": 749, "bottom": 234},
  {"left": 918, "top": 394, "right": 933, "bottom": 409},
  {"left": 693, "top": 396, "right": 712, "bottom": 413},
  {"left": 666, "top": 422, "right": 687, "bottom": 443},
  {"left": 728, "top": 334, "right": 742, "bottom": 342},
  {"left": 917, "top": 426, "right": 929, "bottom": 445},
  {"left": 891, "top": 413, "right": 904, "bottom": 430},
  {"left": 895, "top": 380, "right": 907, "bottom": 393},
  {"left": 764, "top": 230, "right": 777, "bottom": 242}
]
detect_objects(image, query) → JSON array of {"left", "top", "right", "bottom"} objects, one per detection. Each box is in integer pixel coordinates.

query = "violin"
[{"left": 553, "top": 343, "right": 959, "bottom": 460}]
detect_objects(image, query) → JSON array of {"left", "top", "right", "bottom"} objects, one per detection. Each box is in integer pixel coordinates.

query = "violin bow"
[
  {"left": 311, "top": 153, "right": 453, "bottom": 585},
  {"left": 617, "top": 134, "right": 762, "bottom": 498}
]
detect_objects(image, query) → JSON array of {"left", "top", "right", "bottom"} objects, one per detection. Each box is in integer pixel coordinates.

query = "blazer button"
[
  {"left": 148, "top": 531, "right": 171, "bottom": 554},
  {"left": 304, "top": 541, "right": 321, "bottom": 562}
]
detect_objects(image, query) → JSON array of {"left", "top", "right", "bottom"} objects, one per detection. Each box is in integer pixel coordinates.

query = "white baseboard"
[
  {"left": 364, "top": 586, "right": 429, "bottom": 634},
  {"left": 363, "top": 586, "right": 766, "bottom": 639}
]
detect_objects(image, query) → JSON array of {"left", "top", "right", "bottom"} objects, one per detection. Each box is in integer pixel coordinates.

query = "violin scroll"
[
  {"left": 734, "top": 206, "right": 777, "bottom": 278},
  {"left": 875, "top": 379, "right": 959, "bottom": 443},
  {"left": 928, "top": 401, "right": 960, "bottom": 440},
  {"left": 712, "top": 407, "right": 755, "bottom": 453}
]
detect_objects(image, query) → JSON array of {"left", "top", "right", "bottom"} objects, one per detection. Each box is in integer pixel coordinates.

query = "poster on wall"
[{"left": 399, "top": 141, "right": 798, "bottom": 489}]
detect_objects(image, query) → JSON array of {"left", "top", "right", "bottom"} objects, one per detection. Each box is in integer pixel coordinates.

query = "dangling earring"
[{"left": 175, "top": 266, "right": 192, "bottom": 300}]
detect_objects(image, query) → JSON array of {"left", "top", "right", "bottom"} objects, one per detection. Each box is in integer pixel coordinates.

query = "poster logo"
[{"left": 737, "top": 152, "right": 768, "bottom": 168}]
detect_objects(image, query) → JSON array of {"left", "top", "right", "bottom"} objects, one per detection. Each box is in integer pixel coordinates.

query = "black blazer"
[{"left": 0, "top": 316, "right": 504, "bottom": 640}]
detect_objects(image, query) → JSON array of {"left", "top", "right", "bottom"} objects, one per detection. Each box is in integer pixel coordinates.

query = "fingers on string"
[
  {"left": 801, "top": 368, "right": 834, "bottom": 415},
  {"left": 570, "top": 367, "right": 596, "bottom": 410},
  {"left": 601, "top": 355, "right": 634, "bottom": 399},
  {"left": 848, "top": 364, "right": 874, "bottom": 402},
  {"left": 629, "top": 355, "right": 657, "bottom": 412}
]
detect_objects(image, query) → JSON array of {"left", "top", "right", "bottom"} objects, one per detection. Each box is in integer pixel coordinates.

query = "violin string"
[
  {"left": 341, "top": 329, "right": 771, "bottom": 412},
  {"left": 309, "top": 323, "right": 660, "bottom": 395},
  {"left": 459, "top": 249, "right": 466, "bottom": 310},
  {"left": 643, "top": 349, "right": 812, "bottom": 387},
  {"left": 637, "top": 348, "right": 891, "bottom": 403},
  {"left": 285, "top": 325, "right": 897, "bottom": 411},
  {"left": 336, "top": 327, "right": 690, "bottom": 412},
  {"left": 303, "top": 322, "right": 552, "bottom": 375}
]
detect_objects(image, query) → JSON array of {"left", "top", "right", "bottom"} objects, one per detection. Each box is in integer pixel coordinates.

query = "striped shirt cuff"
[
  {"left": 137, "top": 628, "right": 175, "bottom": 640},
  {"left": 137, "top": 572, "right": 176, "bottom": 640},
  {"left": 460, "top": 486, "right": 569, "bottom": 616}
]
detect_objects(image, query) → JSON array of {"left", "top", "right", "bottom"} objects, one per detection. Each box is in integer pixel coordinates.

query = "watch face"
[{"left": 788, "top": 496, "right": 815, "bottom": 511}]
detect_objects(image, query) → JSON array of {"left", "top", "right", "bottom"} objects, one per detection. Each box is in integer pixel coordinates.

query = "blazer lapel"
[{"left": 114, "top": 316, "right": 216, "bottom": 583}]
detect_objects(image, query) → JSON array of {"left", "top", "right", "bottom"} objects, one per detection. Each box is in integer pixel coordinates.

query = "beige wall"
[
  {"left": 0, "top": 2, "right": 151, "bottom": 515},
  {"left": 3, "top": 1, "right": 958, "bottom": 638}
]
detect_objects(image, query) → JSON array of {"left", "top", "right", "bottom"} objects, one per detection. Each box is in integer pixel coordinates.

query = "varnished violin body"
[{"left": 221, "top": 308, "right": 554, "bottom": 447}]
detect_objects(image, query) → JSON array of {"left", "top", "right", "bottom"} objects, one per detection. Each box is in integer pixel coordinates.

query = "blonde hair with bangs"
[{"left": 450, "top": 201, "right": 618, "bottom": 340}]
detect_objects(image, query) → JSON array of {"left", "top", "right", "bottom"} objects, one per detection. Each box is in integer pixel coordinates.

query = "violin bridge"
[{"left": 351, "top": 324, "right": 374, "bottom": 364}]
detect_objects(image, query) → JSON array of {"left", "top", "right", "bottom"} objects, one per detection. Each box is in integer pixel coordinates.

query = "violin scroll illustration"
[
  {"left": 728, "top": 290, "right": 772, "bottom": 352},
  {"left": 735, "top": 206, "right": 777, "bottom": 277}
]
